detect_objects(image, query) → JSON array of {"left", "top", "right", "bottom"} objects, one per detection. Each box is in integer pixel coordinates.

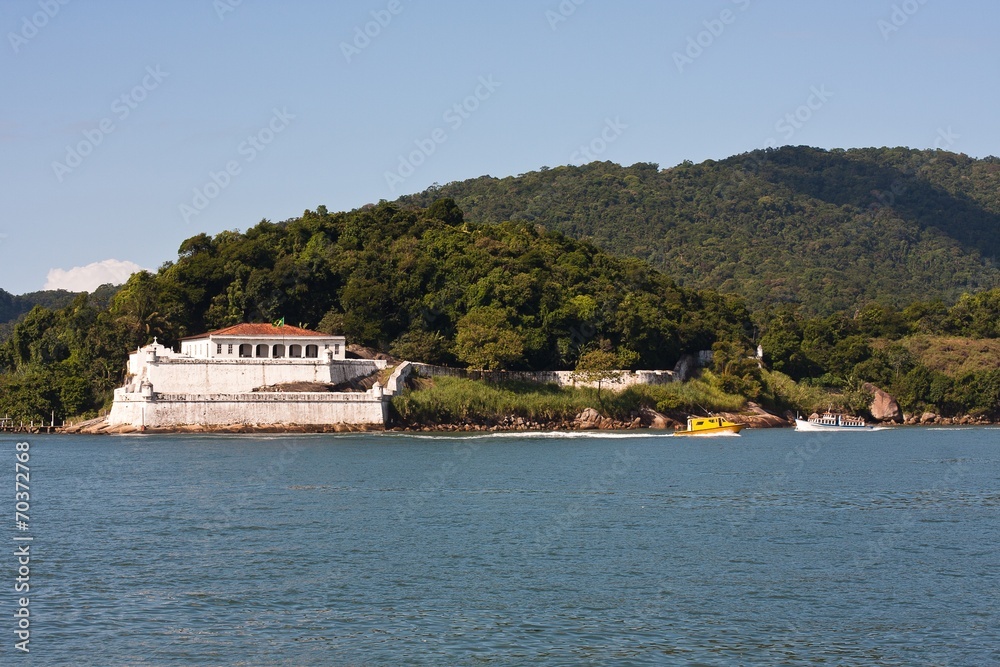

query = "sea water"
[{"left": 5, "top": 428, "right": 999, "bottom": 665}]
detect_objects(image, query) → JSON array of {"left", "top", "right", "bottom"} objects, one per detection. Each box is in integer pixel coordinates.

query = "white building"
[
  {"left": 109, "top": 324, "right": 389, "bottom": 430},
  {"left": 178, "top": 323, "right": 346, "bottom": 361}
]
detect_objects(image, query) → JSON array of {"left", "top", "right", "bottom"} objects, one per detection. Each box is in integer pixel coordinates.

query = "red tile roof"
[{"left": 181, "top": 323, "right": 336, "bottom": 340}]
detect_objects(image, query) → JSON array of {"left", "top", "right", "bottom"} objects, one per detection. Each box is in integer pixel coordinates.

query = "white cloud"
[{"left": 44, "top": 259, "right": 147, "bottom": 292}]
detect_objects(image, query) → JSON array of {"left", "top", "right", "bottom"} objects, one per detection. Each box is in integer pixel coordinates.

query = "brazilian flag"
[{"left": 274, "top": 317, "right": 285, "bottom": 327}]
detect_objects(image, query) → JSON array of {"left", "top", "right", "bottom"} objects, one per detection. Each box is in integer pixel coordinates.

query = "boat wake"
[{"left": 399, "top": 430, "right": 670, "bottom": 441}]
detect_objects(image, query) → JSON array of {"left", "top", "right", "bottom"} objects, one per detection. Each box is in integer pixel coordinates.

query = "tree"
[
  {"left": 424, "top": 198, "right": 465, "bottom": 226},
  {"left": 390, "top": 329, "right": 451, "bottom": 364},
  {"left": 572, "top": 349, "right": 622, "bottom": 404},
  {"left": 110, "top": 271, "right": 168, "bottom": 348},
  {"left": 454, "top": 307, "right": 524, "bottom": 370},
  {"left": 711, "top": 340, "right": 762, "bottom": 400}
]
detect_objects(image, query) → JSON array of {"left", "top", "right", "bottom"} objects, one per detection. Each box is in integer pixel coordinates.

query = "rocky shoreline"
[
  {"left": 54, "top": 406, "right": 996, "bottom": 435},
  {"left": 902, "top": 411, "right": 994, "bottom": 426}
]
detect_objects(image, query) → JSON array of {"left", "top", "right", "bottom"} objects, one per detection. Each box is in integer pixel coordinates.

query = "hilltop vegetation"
[
  {"left": 0, "top": 285, "right": 120, "bottom": 343},
  {"left": 900, "top": 336, "right": 1000, "bottom": 377},
  {"left": 400, "top": 147, "right": 1000, "bottom": 314},
  {"left": 0, "top": 190, "right": 998, "bottom": 424},
  {"left": 0, "top": 201, "right": 750, "bottom": 421},
  {"left": 754, "top": 290, "right": 1000, "bottom": 417}
]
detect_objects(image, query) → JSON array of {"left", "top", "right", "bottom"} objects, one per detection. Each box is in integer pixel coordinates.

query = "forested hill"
[
  {"left": 398, "top": 147, "right": 1000, "bottom": 314},
  {"left": 0, "top": 288, "right": 79, "bottom": 324},
  {"left": 0, "top": 285, "right": 120, "bottom": 342},
  {"left": 0, "top": 202, "right": 755, "bottom": 420},
  {"left": 3, "top": 200, "right": 999, "bottom": 423}
]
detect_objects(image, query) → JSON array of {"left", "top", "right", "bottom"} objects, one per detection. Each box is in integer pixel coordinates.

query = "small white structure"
[{"left": 109, "top": 324, "right": 388, "bottom": 430}]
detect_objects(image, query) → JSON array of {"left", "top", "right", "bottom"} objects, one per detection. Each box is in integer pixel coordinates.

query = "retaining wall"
[
  {"left": 409, "top": 363, "right": 675, "bottom": 390},
  {"left": 109, "top": 390, "right": 387, "bottom": 428},
  {"left": 131, "top": 358, "right": 385, "bottom": 394}
]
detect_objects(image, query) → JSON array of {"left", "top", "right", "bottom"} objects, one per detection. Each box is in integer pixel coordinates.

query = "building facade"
[
  {"left": 178, "top": 323, "right": 346, "bottom": 361},
  {"left": 109, "top": 324, "right": 388, "bottom": 429}
]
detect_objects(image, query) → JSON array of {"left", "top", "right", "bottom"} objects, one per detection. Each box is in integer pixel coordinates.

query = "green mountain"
[
  {"left": 0, "top": 288, "right": 78, "bottom": 323},
  {"left": 2, "top": 200, "right": 998, "bottom": 423},
  {"left": 0, "top": 285, "right": 121, "bottom": 342},
  {"left": 399, "top": 147, "right": 1000, "bottom": 313}
]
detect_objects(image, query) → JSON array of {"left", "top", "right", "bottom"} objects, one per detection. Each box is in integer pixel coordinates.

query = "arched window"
[
  {"left": 289, "top": 344, "right": 302, "bottom": 358},
  {"left": 239, "top": 344, "right": 253, "bottom": 358},
  {"left": 305, "top": 344, "right": 318, "bottom": 358},
  {"left": 256, "top": 344, "right": 269, "bottom": 358},
  {"left": 272, "top": 344, "right": 285, "bottom": 358}
]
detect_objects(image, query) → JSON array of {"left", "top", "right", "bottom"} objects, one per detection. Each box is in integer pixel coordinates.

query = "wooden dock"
[{"left": 0, "top": 417, "right": 58, "bottom": 434}]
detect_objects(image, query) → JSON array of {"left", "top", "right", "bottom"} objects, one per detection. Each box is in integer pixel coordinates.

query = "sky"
[{"left": 2, "top": 0, "right": 998, "bottom": 294}]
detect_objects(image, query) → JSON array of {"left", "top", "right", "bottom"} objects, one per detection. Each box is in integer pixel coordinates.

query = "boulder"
[
  {"left": 639, "top": 407, "right": 677, "bottom": 430},
  {"left": 920, "top": 411, "right": 938, "bottom": 424},
  {"left": 745, "top": 402, "right": 791, "bottom": 427},
  {"left": 863, "top": 383, "right": 903, "bottom": 423},
  {"left": 575, "top": 407, "right": 603, "bottom": 430},
  {"left": 718, "top": 402, "right": 791, "bottom": 429}
]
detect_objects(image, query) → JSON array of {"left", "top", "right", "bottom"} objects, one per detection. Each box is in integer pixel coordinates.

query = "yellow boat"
[{"left": 674, "top": 416, "right": 744, "bottom": 437}]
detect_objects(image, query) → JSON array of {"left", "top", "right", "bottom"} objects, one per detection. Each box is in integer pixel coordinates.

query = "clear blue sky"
[{"left": 2, "top": 0, "right": 998, "bottom": 294}]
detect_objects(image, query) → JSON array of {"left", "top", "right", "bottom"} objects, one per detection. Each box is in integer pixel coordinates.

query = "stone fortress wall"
[{"left": 109, "top": 340, "right": 389, "bottom": 429}]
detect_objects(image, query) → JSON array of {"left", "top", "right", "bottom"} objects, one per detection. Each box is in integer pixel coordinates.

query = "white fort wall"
[
  {"left": 135, "top": 358, "right": 385, "bottom": 394},
  {"left": 409, "top": 363, "right": 675, "bottom": 389},
  {"left": 110, "top": 391, "right": 387, "bottom": 428},
  {"left": 109, "top": 341, "right": 391, "bottom": 428}
]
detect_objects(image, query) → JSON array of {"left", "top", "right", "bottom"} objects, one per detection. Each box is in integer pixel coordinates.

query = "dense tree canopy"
[
  {"left": 0, "top": 193, "right": 997, "bottom": 423},
  {"left": 0, "top": 201, "right": 752, "bottom": 421},
  {"left": 400, "top": 147, "right": 1000, "bottom": 314}
]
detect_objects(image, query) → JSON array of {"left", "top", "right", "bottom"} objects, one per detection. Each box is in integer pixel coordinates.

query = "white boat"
[{"left": 794, "top": 412, "right": 872, "bottom": 432}]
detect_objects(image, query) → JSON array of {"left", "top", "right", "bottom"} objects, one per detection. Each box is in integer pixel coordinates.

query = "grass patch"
[
  {"left": 900, "top": 335, "right": 1000, "bottom": 377},
  {"left": 760, "top": 370, "right": 839, "bottom": 414},
  {"left": 390, "top": 375, "right": 746, "bottom": 424}
]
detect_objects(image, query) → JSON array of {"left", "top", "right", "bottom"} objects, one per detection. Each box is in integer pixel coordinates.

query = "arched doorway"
[{"left": 256, "top": 344, "right": 269, "bottom": 358}]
